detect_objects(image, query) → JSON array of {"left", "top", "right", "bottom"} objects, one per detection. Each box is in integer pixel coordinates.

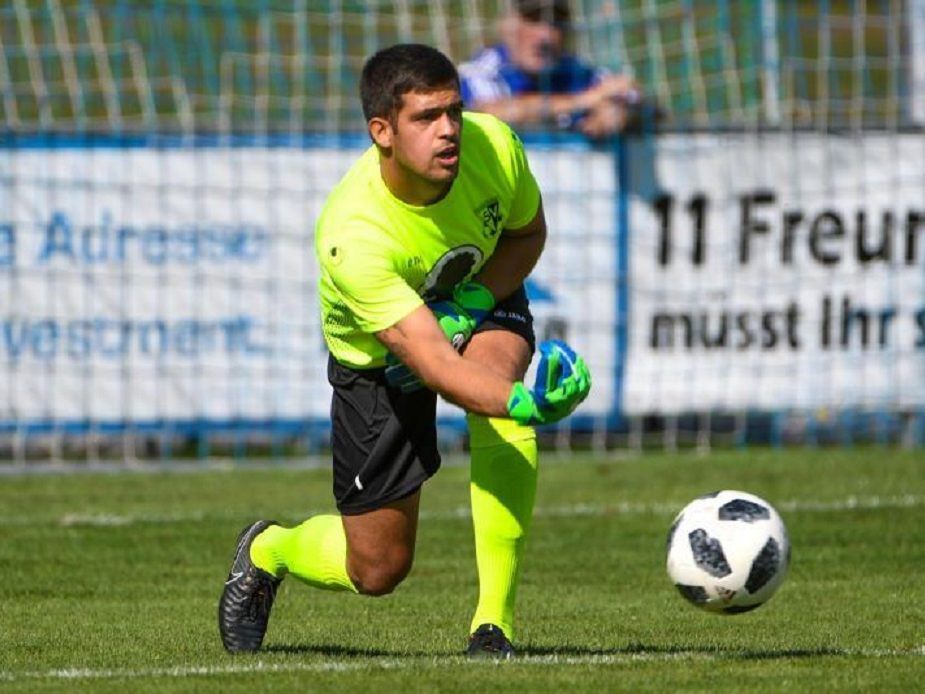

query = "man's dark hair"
[{"left": 360, "top": 44, "right": 460, "bottom": 121}]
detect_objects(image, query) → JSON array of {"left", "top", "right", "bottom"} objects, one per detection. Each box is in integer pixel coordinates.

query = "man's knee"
[
  {"left": 349, "top": 550, "right": 413, "bottom": 596},
  {"left": 342, "top": 492, "right": 420, "bottom": 596}
]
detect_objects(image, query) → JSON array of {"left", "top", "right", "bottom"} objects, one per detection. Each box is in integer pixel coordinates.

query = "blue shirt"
[{"left": 459, "top": 44, "right": 608, "bottom": 128}]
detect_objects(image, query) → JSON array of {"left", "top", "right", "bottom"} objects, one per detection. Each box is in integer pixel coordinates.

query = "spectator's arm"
[
  {"left": 468, "top": 92, "right": 593, "bottom": 126},
  {"left": 470, "top": 73, "right": 642, "bottom": 135}
]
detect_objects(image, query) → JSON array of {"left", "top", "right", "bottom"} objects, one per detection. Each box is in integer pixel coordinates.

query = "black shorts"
[
  {"left": 329, "top": 285, "right": 535, "bottom": 515},
  {"left": 473, "top": 284, "right": 536, "bottom": 354}
]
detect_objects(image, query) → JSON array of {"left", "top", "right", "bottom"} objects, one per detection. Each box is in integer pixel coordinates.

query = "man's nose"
[{"left": 437, "top": 112, "right": 459, "bottom": 136}]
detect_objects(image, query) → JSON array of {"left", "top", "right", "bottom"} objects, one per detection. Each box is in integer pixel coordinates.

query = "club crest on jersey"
[{"left": 477, "top": 198, "right": 503, "bottom": 239}]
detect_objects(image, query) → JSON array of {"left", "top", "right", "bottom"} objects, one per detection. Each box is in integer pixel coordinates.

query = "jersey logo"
[
  {"left": 419, "top": 245, "right": 484, "bottom": 301},
  {"left": 477, "top": 198, "right": 503, "bottom": 239}
]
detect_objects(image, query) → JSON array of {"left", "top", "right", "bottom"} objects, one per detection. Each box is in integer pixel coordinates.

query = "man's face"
[
  {"left": 508, "top": 12, "right": 567, "bottom": 73},
  {"left": 386, "top": 86, "right": 464, "bottom": 194}
]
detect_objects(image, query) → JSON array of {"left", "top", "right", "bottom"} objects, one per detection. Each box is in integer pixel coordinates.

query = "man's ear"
[{"left": 368, "top": 116, "right": 393, "bottom": 148}]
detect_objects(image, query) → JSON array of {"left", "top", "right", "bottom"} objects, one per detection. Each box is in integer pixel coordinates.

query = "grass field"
[{"left": 2, "top": 448, "right": 924, "bottom": 691}]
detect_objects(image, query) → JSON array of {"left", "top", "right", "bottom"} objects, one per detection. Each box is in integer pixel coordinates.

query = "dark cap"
[{"left": 515, "top": 0, "right": 571, "bottom": 24}]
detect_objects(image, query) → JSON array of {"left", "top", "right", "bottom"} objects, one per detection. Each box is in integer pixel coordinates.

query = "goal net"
[{"left": 1, "top": 0, "right": 922, "bottom": 464}]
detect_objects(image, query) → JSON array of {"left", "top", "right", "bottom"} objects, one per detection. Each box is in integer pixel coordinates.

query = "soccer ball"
[{"left": 665, "top": 490, "right": 790, "bottom": 613}]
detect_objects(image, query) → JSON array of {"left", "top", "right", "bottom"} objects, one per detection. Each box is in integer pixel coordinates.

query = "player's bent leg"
[
  {"left": 251, "top": 515, "right": 358, "bottom": 592},
  {"left": 219, "top": 514, "right": 361, "bottom": 654},
  {"left": 342, "top": 490, "right": 420, "bottom": 596},
  {"left": 218, "top": 490, "right": 419, "bottom": 653},
  {"left": 248, "top": 490, "right": 420, "bottom": 597},
  {"left": 326, "top": 354, "right": 436, "bottom": 595},
  {"left": 462, "top": 329, "right": 538, "bottom": 659}
]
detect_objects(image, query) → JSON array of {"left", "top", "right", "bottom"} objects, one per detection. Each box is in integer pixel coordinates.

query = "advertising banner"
[
  {"left": 624, "top": 133, "right": 925, "bottom": 413},
  {"left": 0, "top": 143, "right": 617, "bottom": 426},
  {"left": 4, "top": 133, "right": 920, "bottom": 428}
]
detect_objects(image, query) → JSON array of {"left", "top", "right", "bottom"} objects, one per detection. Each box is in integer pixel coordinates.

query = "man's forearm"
[
  {"left": 421, "top": 352, "right": 515, "bottom": 417},
  {"left": 378, "top": 310, "right": 515, "bottom": 417}
]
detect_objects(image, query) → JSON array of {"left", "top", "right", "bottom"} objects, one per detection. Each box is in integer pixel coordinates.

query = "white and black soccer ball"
[{"left": 666, "top": 490, "right": 790, "bottom": 614}]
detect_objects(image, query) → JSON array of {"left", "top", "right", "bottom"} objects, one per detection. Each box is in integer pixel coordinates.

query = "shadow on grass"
[
  {"left": 263, "top": 642, "right": 848, "bottom": 660},
  {"left": 263, "top": 644, "right": 453, "bottom": 658},
  {"left": 520, "top": 643, "right": 849, "bottom": 660}
]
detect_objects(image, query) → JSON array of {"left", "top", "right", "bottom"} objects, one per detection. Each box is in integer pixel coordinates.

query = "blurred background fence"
[
  {"left": 1, "top": 0, "right": 924, "bottom": 465},
  {"left": 1, "top": 0, "right": 921, "bottom": 132}
]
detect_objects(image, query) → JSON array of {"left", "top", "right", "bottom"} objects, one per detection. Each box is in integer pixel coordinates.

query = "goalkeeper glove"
[
  {"left": 452, "top": 281, "right": 495, "bottom": 325},
  {"left": 506, "top": 340, "right": 592, "bottom": 425},
  {"left": 384, "top": 300, "right": 476, "bottom": 392}
]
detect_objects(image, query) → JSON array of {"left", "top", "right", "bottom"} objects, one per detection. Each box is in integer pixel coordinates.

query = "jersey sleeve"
[
  {"left": 504, "top": 126, "right": 541, "bottom": 230},
  {"left": 319, "top": 226, "right": 423, "bottom": 334}
]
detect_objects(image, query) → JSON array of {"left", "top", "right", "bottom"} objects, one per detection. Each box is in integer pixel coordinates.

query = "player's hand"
[
  {"left": 384, "top": 300, "right": 476, "bottom": 392},
  {"left": 506, "top": 340, "right": 592, "bottom": 425},
  {"left": 452, "top": 281, "right": 495, "bottom": 325}
]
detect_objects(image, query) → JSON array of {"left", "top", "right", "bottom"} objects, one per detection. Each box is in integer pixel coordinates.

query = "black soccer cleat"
[
  {"left": 218, "top": 520, "right": 281, "bottom": 653},
  {"left": 466, "top": 623, "right": 515, "bottom": 660}
]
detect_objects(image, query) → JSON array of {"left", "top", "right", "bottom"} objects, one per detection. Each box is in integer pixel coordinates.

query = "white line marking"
[
  {"left": 42, "top": 493, "right": 925, "bottom": 527},
  {"left": 0, "top": 494, "right": 921, "bottom": 529},
  {"left": 1, "top": 647, "right": 922, "bottom": 683},
  {"left": 0, "top": 660, "right": 399, "bottom": 683}
]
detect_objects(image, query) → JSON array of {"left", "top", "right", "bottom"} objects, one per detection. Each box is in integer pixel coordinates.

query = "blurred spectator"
[{"left": 458, "top": 0, "right": 642, "bottom": 138}]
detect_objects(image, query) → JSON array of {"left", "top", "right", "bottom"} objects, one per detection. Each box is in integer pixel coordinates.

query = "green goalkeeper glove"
[
  {"left": 506, "top": 340, "right": 592, "bottom": 425},
  {"left": 384, "top": 300, "right": 476, "bottom": 392},
  {"left": 452, "top": 281, "right": 495, "bottom": 325}
]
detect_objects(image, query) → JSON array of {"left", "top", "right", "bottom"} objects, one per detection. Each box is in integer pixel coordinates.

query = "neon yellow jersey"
[{"left": 315, "top": 112, "right": 541, "bottom": 368}]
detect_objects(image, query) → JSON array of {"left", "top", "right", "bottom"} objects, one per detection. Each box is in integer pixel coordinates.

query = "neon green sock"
[
  {"left": 250, "top": 515, "right": 357, "bottom": 593},
  {"left": 467, "top": 414, "right": 538, "bottom": 641}
]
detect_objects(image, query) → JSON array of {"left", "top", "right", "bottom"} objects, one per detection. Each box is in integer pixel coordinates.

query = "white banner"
[
  {"left": 7, "top": 133, "right": 919, "bottom": 426},
  {"left": 624, "top": 132, "right": 925, "bottom": 413},
  {"left": 0, "top": 146, "right": 352, "bottom": 423},
  {"left": 0, "top": 143, "right": 617, "bottom": 425}
]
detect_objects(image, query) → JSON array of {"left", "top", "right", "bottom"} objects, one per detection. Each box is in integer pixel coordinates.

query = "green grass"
[{"left": 1, "top": 448, "right": 924, "bottom": 691}]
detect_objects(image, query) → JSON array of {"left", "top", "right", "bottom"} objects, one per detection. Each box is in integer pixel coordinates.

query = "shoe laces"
[{"left": 242, "top": 571, "right": 276, "bottom": 622}]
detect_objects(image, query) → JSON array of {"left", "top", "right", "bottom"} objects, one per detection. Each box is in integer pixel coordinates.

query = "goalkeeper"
[{"left": 218, "top": 43, "right": 591, "bottom": 660}]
